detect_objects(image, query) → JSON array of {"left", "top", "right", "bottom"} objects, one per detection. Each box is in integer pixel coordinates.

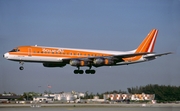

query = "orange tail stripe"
[
  {"left": 136, "top": 29, "right": 157, "bottom": 53},
  {"left": 123, "top": 29, "right": 158, "bottom": 62}
]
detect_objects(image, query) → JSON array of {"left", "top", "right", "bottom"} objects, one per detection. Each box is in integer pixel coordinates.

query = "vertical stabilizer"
[
  {"left": 123, "top": 29, "right": 158, "bottom": 62},
  {"left": 136, "top": 29, "right": 158, "bottom": 53}
]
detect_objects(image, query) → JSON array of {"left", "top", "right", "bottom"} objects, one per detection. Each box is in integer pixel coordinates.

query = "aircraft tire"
[
  {"left": 85, "top": 70, "right": 90, "bottom": 74},
  {"left": 91, "top": 70, "right": 95, "bottom": 74},
  {"left": 85, "top": 70, "right": 96, "bottom": 74},
  {"left": 19, "top": 66, "right": 24, "bottom": 70},
  {"left": 74, "top": 70, "right": 79, "bottom": 74},
  {"left": 79, "top": 70, "right": 84, "bottom": 74}
]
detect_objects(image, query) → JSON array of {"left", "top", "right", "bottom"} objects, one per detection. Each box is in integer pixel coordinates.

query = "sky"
[{"left": 0, "top": 0, "right": 180, "bottom": 94}]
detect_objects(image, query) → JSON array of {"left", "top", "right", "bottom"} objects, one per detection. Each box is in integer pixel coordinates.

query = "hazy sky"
[{"left": 0, "top": 0, "right": 180, "bottom": 94}]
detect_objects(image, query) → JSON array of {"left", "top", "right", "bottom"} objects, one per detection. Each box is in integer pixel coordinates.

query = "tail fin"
[
  {"left": 123, "top": 29, "right": 158, "bottom": 62},
  {"left": 136, "top": 29, "right": 158, "bottom": 53}
]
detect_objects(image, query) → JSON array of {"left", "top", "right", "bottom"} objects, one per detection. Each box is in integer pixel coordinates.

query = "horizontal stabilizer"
[{"left": 144, "top": 52, "right": 172, "bottom": 59}]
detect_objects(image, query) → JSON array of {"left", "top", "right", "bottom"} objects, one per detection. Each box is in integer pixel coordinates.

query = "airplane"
[{"left": 3, "top": 29, "right": 171, "bottom": 74}]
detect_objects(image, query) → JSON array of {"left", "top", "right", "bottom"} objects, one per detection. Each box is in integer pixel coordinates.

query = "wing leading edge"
[{"left": 62, "top": 52, "right": 153, "bottom": 65}]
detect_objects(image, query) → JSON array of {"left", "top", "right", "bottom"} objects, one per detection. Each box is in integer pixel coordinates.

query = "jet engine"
[
  {"left": 43, "top": 63, "right": 66, "bottom": 67},
  {"left": 93, "top": 58, "right": 114, "bottom": 66},
  {"left": 69, "top": 59, "right": 87, "bottom": 66}
]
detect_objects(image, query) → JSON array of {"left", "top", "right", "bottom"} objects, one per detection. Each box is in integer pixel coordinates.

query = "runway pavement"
[{"left": 1, "top": 103, "right": 180, "bottom": 108}]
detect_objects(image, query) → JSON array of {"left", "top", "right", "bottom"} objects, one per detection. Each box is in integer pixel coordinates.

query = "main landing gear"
[
  {"left": 74, "top": 67, "right": 96, "bottom": 74},
  {"left": 85, "top": 69, "right": 95, "bottom": 74},
  {"left": 74, "top": 70, "right": 84, "bottom": 74},
  {"left": 19, "top": 61, "right": 24, "bottom": 70},
  {"left": 74, "top": 69, "right": 96, "bottom": 74}
]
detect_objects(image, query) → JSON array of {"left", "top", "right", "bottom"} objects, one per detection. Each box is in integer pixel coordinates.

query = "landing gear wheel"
[
  {"left": 74, "top": 70, "right": 79, "bottom": 74},
  {"left": 85, "top": 70, "right": 90, "bottom": 74},
  {"left": 91, "top": 70, "right": 95, "bottom": 74},
  {"left": 74, "top": 70, "right": 84, "bottom": 74},
  {"left": 79, "top": 70, "right": 84, "bottom": 74},
  {"left": 85, "top": 69, "right": 96, "bottom": 74},
  {"left": 19, "top": 66, "right": 24, "bottom": 70}
]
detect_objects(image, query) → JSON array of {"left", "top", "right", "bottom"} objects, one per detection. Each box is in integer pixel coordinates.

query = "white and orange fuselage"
[{"left": 3, "top": 29, "right": 171, "bottom": 74}]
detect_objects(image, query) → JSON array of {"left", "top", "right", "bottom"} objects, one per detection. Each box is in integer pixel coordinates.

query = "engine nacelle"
[
  {"left": 43, "top": 63, "right": 66, "bottom": 67},
  {"left": 93, "top": 58, "right": 104, "bottom": 65},
  {"left": 70, "top": 60, "right": 87, "bottom": 66},
  {"left": 93, "top": 58, "right": 114, "bottom": 66}
]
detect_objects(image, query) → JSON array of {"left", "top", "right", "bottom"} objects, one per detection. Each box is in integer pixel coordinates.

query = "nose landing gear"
[
  {"left": 19, "top": 66, "right": 24, "bottom": 70},
  {"left": 19, "top": 61, "right": 24, "bottom": 70}
]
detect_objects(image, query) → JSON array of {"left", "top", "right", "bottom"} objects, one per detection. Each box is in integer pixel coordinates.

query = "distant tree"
[
  {"left": 112, "top": 90, "right": 118, "bottom": 94},
  {"left": 96, "top": 92, "right": 100, "bottom": 97},
  {"left": 99, "top": 93, "right": 104, "bottom": 99},
  {"left": 127, "top": 88, "right": 132, "bottom": 94},
  {"left": 104, "top": 91, "right": 110, "bottom": 94},
  {"left": 17, "top": 96, "right": 24, "bottom": 101},
  {"left": 23, "top": 92, "right": 39, "bottom": 101},
  {"left": 89, "top": 92, "right": 93, "bottom": 99},
  {"left": 85, "top": 91, "right": 89, "bottom": 99}
]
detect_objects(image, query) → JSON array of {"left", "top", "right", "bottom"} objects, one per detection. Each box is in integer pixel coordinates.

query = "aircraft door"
[{"left": 28, "top": 48, "right": 32, "bottom": 56}]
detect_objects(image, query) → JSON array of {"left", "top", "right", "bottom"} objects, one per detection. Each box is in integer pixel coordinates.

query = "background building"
[
  {"left": 104, "top": 93, "right": 155, "bottom": 101},
  {"left": 33, "top": 91, "right": 85, "bottom": 103}
]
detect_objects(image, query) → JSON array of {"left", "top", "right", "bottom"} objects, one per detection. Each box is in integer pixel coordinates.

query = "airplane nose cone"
[{"left": 3, "top": 53, "right": 9, "bottom": 59}]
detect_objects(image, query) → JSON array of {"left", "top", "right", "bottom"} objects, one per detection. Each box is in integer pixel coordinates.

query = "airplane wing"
[{"left": 62, "top": 52, "right": 152, "bottom": 62}]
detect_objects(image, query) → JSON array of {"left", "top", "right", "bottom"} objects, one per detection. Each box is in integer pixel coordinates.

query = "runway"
[{"left": 0, "top": 103, "right": 180, "bottom": 108}]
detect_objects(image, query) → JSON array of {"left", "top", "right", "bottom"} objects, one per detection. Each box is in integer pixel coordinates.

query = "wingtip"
[{"left": 167, "top": 52, "right": 173, "bottom": 54}]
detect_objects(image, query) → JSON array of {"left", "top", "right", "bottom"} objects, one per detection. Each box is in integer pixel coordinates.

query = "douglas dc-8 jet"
[{"left": 3, "top": 29, "right": 171, "bottom": 74}]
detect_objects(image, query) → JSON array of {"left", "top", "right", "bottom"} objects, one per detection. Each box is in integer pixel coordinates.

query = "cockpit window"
[{"left": 9, "top": 48, "right": 19, "bottom": 52}]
